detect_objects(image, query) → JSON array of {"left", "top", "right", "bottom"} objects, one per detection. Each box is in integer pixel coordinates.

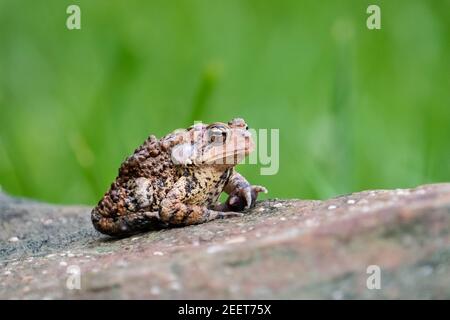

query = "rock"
[{"left": 1, "top": 183, "right": 450, "bottom": 299}]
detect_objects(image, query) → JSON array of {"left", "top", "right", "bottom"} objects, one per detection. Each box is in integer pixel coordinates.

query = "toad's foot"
[{"left": 226, "top": 185, "right": 268, "bottom": 211}]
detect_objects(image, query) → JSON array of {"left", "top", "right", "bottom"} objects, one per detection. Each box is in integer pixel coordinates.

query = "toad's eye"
[
  {"left": 245, "top": 125, "right": 249, "bottom": 130},
  {"left": 208, "top": 128, "right": 227, "bottom": 144}
]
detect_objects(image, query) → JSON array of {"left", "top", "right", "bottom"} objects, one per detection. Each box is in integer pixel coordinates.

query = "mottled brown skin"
[{"left": 91, "top": 118, "right": 267, "bottom": 237}]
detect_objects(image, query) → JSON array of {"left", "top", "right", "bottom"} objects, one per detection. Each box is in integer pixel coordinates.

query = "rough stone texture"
[{"left": 1, "top": 183, "right": 450, "bottom": 299}]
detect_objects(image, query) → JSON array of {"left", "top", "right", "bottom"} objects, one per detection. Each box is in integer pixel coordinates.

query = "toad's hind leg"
[
  {"left": 159, "top": 175, "right": 242, "bottom": 226},
  {"left": 159, "top": 199, "right": 242, "bottom": 226},
  {"left": 91, "top": 209, "right": 160, "bottom": 237}
]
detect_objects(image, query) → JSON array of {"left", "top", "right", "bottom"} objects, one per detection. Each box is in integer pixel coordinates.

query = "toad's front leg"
[
  {"left": 159, "top": 176, "right": 242, "bottom": 226},
  {"left": 220, "top": 171, "right": 268, "bottom": 212}
]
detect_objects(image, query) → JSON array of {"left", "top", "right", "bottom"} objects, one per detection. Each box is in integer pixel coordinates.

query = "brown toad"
[{"left": 91, "top": 118, "right": 267, "bottom": 237}]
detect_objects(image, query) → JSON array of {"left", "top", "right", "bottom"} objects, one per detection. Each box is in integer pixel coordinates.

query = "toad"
[{"left": 91, "top": 118, "right": 267, "bottom": 236}]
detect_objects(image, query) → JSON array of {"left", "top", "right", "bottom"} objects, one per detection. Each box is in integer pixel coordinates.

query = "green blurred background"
[{"left": 0, "top": 0, "right": 449, "bottom": 205}]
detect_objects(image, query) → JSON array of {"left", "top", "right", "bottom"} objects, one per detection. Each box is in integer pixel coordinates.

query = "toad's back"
[{"left": 91, "top": 134, "right": 182, "bottom": 233}]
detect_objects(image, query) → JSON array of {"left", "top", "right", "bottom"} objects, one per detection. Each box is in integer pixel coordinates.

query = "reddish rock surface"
[{"left": 1, "top": 183, "right": 450, "bottom": 299}]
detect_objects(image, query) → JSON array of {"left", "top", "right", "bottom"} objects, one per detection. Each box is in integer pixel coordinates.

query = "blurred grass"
[{"left": 0, "top": 0, "right": 449, "bottom": 205}]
